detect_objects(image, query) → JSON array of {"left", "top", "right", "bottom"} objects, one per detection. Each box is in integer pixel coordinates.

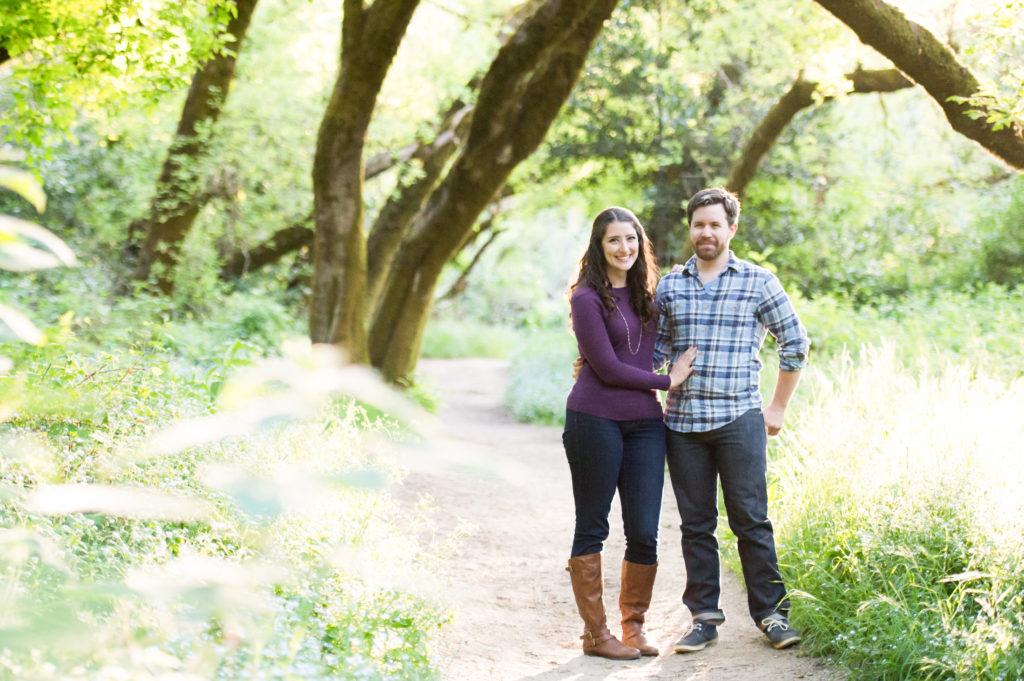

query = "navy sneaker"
[
  {"left": 673, "top": 620, "right": 718, "bottom": 653},
  {"left": 760, "top": 614, "right": 801, "bottom": 649}
]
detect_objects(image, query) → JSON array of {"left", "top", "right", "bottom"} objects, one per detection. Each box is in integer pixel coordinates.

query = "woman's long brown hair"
[{"left": 570, "top": 207, "right": 660, "bottom": 325}]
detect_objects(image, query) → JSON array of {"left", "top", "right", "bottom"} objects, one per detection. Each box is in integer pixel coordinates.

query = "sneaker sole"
[
  {"left": 770, "top": 635, "right": 801, "bottom": 650},
  {"left": 673, "top": 637, "right": 718, "bottom": 653}
]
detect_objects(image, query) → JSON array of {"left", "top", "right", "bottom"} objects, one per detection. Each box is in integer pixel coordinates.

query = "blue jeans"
[
  {"left": 666, "top": 408, "right": 789, "bottom": 624},
  {"left": 563, "top": 409, "right": 666, "bottom": 565}
]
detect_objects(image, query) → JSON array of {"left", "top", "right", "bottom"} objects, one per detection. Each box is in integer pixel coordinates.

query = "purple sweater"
[{"left": 566, "top": 286, "right": 670, "bottom": 421}]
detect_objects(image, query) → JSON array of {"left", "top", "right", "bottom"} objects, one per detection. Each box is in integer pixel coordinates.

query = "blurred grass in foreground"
[{"left": 1, "top": 340, "right": 452, "bottom": 680}]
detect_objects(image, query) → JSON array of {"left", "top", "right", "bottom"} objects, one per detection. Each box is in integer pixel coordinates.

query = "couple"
[{"left": 562, "top": 187, "right": 810, "bottom": 659}]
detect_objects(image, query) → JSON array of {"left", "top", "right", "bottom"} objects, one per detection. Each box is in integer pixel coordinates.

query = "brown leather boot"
[
  {"left": 566, "top": 554, "right": 641, "bottom": 659},
  {"left": 619, "top": 560, "right": 659, "bottom": 656}
]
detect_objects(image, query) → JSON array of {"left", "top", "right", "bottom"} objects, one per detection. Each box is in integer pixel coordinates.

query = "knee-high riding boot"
[
  {"left": 619, "top": 560, "right": 659, "bottom": 656},
  {"left": 566, "top": 553, "right": 640, "bottom": 660}
]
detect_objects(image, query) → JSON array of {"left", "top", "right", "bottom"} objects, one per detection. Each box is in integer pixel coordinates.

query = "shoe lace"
[
  {"left": 761, "top": 617, "right": 789, "bottom": 633},
  {"left": 690, "top": 621, "right": 708, "bottom": 634}
]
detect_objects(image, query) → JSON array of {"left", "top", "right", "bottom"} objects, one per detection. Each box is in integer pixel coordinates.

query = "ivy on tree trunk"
[{"left": 131, "top": 0, "right": 261, "bottom": 293}]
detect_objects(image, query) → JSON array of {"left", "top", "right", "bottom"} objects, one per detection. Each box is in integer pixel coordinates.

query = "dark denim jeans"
[
  {"left": 666, "top": 408, "right": 789, "bottom": 624},
  {"left": 563, "top": 409, "right": 666, "bottom": 565}
]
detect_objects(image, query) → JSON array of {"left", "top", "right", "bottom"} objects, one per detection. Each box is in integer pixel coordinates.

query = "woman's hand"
[{"left": 668, "top": 346, "right": 697, "bottom": 389}]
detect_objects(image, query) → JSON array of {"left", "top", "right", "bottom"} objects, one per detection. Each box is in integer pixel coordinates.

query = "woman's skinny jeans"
[{"left": 563, "top": 408, "right": 666, "bottom": 565}]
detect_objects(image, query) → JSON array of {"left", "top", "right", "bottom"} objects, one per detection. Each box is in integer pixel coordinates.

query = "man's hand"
[{"left": 763, "top": 402, "right": 786, "bottom": 436}]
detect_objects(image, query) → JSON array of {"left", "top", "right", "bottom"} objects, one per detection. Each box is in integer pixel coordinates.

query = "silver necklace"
[{"left": 614, "top": 300, "right": 641, "bottom": 355}]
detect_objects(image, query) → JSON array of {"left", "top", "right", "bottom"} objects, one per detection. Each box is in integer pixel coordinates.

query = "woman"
[{"left": 563, "top": 206, "right": 696, "bottom": 659}]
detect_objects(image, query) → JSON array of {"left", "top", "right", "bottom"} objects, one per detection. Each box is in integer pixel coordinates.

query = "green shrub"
[
  {"left": 503, "top": 327, "right": 576, "bottom": 426},
  {"left": 798, "top": 287, "right": 1024, "bottom": 380}
]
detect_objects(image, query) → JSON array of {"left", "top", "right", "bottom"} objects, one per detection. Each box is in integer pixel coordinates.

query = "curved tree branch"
[
  {"left": 369, "top": 0, "right": 618, "bottom": 382},
  {"left": 814, "top": 0, "right": 1024, "bottom": 170},
  {"left": 727, "top": 67, "right": 913, "bottom": 197}
]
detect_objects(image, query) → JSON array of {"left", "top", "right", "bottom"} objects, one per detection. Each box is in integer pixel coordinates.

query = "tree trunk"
[
  {"left": 216, "top": 99, "right": 473, "bottom": 284},
  {"left": 727, "top": 68, "right": 913, "bottom": 197},
  {"left": 309, "top": 0, "right": 421, "bottom": 358},
  {"left": 365, "top": 103, "right": 473, "bottom": 308},
  {"left": 814, "top": 0, "right": 1024, "bottom": 170},
  {"left": 368, "top": 0, "right": 619, "bottom": 383},
  {"left": 131, "top": 0, "right": 260, "bottom": 293},
  {"left": 647, "top": 161, "right": 707, "bottom": 265}
]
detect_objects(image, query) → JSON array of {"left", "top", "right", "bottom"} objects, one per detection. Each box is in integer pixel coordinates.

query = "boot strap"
[{"left": 582, "top": 629, "right": 614, "bottom": 646}]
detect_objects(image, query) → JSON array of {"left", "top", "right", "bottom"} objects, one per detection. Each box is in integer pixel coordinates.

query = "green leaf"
[
  {"left": 0, "top": 165, "right": 46, "bottom": 213},
  {"left": 0, "top": 215, "right": 76, "bottom": 271}
]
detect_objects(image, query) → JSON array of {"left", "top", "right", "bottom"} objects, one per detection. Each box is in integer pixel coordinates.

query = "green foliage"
[
  {"left": 773, "top": 346, "right": 1024, "bottom": 681},
  {"left": 974, "top": 174, "right": 1024, "bottom": 287},
  {"left": 1, "top": 323, "right": 450, "bottom": 679},
  {"left": 503, "top": 327, "right": 576, "bottom": 426},
  {"left": 0, "top": 0, "right": 234, "bottom": 154},
  {"left": 798, "top": 287, "right": 1024, "bottom": 380},
  {"left": 0, "top": 154, "right": 75, "bottom": 369},
  {"left": 420, "top": 318, "right": 520, "bottom": 359}
]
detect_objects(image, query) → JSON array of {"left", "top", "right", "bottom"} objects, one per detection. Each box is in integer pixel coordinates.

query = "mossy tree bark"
[
  {"left": 131, "top": 0, "right": 261, "bottom": 293},
  {"left": 367, "top": 0, "right": 619, "bottom": 383},
  {"left": 309, "top": 0, "right": 421, "bottom": 357}
]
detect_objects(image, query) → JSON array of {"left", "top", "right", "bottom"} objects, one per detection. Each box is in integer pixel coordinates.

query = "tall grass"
[{"left": 774, "top": 346, "right": 1024, "bottom": 681}]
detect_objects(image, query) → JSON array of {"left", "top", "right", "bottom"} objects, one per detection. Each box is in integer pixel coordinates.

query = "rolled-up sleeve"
[{"left": 756, "top": 275, "right": 809, "bottom": 372}]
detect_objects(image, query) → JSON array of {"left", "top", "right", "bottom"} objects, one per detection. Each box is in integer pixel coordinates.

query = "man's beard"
[{"left": 693, "top": 239, "right": 725, "bottom": 261}]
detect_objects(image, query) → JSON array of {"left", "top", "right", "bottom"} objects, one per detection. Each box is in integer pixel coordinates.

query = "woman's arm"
[{"left": 571, "top": 291, "right": 671, "bottom": 391}]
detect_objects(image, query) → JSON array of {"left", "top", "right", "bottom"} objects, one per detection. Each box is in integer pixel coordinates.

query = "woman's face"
[{"left": 602, "top": 220, "right": 639, "bottom": 283}]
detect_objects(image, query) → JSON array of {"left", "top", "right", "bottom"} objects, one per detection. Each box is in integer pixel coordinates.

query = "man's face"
[{"left": 689, "top": 203, "right": 737, "bottom": 262}]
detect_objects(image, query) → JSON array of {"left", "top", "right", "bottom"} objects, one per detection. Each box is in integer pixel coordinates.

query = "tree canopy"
[{"left": 2, "top": 0, "right": 1021, "bottom": 378}]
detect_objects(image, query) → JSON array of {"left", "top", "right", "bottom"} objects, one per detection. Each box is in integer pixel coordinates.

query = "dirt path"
[{"left": 401, "top": 358, "right": 844, "bottom": 681}]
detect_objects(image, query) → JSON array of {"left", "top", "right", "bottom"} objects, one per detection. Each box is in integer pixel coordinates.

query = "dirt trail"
[{"left": 400, "top": 358, "right": 844, "bottom": 681}]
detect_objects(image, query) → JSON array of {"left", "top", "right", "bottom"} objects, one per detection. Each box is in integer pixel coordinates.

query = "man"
[{"left": 653, "top": 187, "right": 809, "bottom": 651}]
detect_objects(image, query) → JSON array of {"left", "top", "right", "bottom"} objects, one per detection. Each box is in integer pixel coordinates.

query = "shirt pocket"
[{"left": 668, "top": 298, "right": 699, "bottom": 344}]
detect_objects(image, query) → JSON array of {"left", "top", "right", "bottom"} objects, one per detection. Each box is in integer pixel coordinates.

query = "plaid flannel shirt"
[{"left": 653, "top": 252, "right": 810, "bottom": 433}]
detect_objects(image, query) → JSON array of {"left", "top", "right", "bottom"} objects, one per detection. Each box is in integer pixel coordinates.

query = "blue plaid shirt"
[{"left": 653, "top": 252, "right": 810, "bottom": 433}]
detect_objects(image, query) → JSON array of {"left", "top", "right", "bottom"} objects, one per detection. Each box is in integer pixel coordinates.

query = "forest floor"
[{"left": 399, "top": 357, "right": 846, "bottom": 681}]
